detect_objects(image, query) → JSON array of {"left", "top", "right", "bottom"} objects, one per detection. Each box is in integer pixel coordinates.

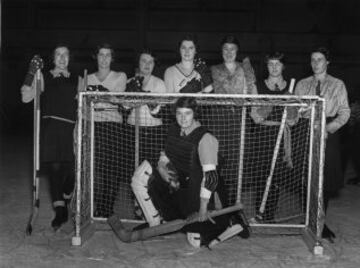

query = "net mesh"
[{"left": 73, "top": 93, "right": 324, "bottom": 243}]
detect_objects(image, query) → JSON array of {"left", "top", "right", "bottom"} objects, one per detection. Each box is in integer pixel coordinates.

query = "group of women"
[{"left": 20, "top": 34, "right": 349, "bottom": 245}]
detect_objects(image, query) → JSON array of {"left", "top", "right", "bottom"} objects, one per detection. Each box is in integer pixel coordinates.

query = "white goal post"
[{"left": 71, "top": 92, "right": 326, "bottom": 255}]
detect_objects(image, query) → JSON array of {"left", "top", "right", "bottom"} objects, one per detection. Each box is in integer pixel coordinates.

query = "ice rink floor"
[{"left": 1, "top": 135, "right": 360, "bottom": 268}]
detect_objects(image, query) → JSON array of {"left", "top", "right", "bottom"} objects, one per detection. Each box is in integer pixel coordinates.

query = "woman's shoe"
[
  {"left": 51, "top": 206, "right": 68, "bottom": 231},
  {"left": 322, "top": 224, "right": 336, "bottom": 243}
]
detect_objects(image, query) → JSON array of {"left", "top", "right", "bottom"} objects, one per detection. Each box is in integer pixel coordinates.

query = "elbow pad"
[{"left": 204, "top": 170, "right": 218, "bottom": 192}]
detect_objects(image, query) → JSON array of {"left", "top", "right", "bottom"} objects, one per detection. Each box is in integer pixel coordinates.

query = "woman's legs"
[{"left": 46, "top": 161, "right": 74, "bottom": 230}]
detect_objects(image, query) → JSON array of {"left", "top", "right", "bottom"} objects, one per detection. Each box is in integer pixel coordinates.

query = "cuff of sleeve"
[
  {"left": 200, "top": 187, "right": 212, "bottom": 199},
  {"left": 202, "top": 164, "right": 216, "bottom": 172},
  {"left": 327, "top": 121, "right": 341, "bottom": 133}
]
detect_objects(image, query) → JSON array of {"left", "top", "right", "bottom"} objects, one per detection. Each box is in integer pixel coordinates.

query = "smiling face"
[
  {"left": 176, "top": 107, "right": 195, "bottom": 130},
  {"left": 222, "top": 43, "right": 238, "bottom": 63},
  {"left": 179, "top": 40, "right": 196, "bottom": 62},
  {"left": 267, "top": 59, "right": 284, "bottom": 78},
  {"left": 97, "top": 48, "right": 113, "bottom": 70},
  {"left": 53, "top": 47, "right": 69, "bottom": 71},
  {"left": 311, "top": 52, "right": 329, "bottom": 75},
  {"left": 139, "top": 53, "right": 155, "bottom": 76}
]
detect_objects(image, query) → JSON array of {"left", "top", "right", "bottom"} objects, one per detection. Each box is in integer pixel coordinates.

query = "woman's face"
[
  {"left": 311, "top": 52, "right": 328, "bottom": 75},
  {"left": 53, "top": 47, "right": 69, "bottom": 70},
  {"left": 222, "top": 43, "right": 238, "bottom": 63},
  {"left": 176, "top": 107, "right": 195, "bottom": 130},
  {"left": 179, "top": 40, "right": 196, "bottom": 62},
  {"left": 139, "top": 53, "right": 155, "bottom": 76},
  {"left": 267, "top": 59, "right": 284, "bottom": 78},
  {"left": 97, "top": 48, "right": 113, "bottom": 69}
]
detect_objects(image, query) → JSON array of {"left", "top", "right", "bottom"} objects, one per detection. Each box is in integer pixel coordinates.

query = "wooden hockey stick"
[
  {"left": 26, "top": 69, "right": 42, "bottom": 235},
  {"left": 257, "top": 79, "right": 295, "bottom": 219},
  {"left": 108, "top": 203, "right": 243, "bottom": 243}
]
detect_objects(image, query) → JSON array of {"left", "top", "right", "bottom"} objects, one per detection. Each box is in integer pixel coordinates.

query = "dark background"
[{"left": 1, "top": 0, "right": 360, "bottom": 135}]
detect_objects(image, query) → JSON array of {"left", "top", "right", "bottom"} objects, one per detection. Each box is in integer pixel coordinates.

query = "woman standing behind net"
[
  {"left": 164, "top": 34, "right": 213, "bottom": 93},
  {"left": 209, "top": 35, "right": 258, "bottom": 207},
  {"left": 86, "top": 43, "right": 127, "bottom": 218},
  {"left": 20, "top": 45, "right": 78, "bottom": 230},
  {"left": 295, "top": 47, "right": 350, "bottom": 242},
  {"left": 125, "top": 49, "right": 167, "bottom": 168},
  {"left": 251, "top": 52, "right": 297, "bottom": 223}
]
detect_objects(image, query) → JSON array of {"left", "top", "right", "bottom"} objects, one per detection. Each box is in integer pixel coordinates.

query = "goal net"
[{"left": 72, "top": 92, "right": 326, "bottom": 255}]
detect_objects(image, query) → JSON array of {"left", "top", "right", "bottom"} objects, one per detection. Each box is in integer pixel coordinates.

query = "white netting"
[{"left": 73, "top": 92, "right": 325, "bottom": 252}]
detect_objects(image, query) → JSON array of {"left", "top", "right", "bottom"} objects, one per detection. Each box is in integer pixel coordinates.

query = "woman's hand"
[{"left": 198, "top": 198, "right": 215, "bottom": 223}]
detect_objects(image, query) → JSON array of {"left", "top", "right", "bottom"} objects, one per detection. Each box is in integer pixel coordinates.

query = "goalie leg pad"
[
  {"left": 186, "top": 232, "right": 202, "bottom": 248},
  {"left": 131, "top": 160, "right": 161, "bottom": 227}
]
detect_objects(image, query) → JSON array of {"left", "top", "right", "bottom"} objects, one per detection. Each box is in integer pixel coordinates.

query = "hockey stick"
[
  {"left": 26, "top": 69, "right": 42, "bottom": 235},
  {"left": 257, "top": 79, "right": 295, "bottom": 220},
  {"left": 108, "top": 203, "right": 243, "bottom": 243}
]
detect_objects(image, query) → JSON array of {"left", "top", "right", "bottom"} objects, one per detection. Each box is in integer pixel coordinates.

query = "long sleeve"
[
  {"left": 164, "top": 67, "right": 175, "bottom": 93},
  {"left": 327, "top": 81, "right": 350, "bottom": 133},
  {"left": 295, "top": 75, "right": 350, "bottom": 133},
  {"left": 20, "top": 74, "right": 44, "bottom": 103}
]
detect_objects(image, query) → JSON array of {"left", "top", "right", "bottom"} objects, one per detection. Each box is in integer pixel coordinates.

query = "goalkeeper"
[{"left": 131, "top": 97, "right": 249, "bottom": 248}]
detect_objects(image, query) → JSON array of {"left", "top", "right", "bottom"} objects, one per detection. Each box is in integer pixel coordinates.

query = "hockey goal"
[{"left": 72, "top": 92, "right": 326, "bottom": 255}]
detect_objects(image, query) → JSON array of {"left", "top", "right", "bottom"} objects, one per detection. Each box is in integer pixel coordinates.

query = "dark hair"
[
  {"left": 265, "top": 52, "right": 286, "bottom": 65},
  {"left": 93, "top": 43, "right": 115, "bottom": 61},
  {"left": 177, "top": 34, "right": 199, "bottom": 52},
  {"left": 311, "top": 47, "right": 330, "bottom": 61},
  {"left": 137, "top": 48, "right": 157, "bottom": 65},
  {"left": 220, "top": 35, "right": 240, "bottom": 50},
  {"left": 52, "top": 44, "right": 70, "bottom": 62},
  {"left": 175, "top": 97, "right": 199, "bottom": 118}
]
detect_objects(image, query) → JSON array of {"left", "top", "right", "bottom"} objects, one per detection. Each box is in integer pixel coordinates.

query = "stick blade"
[
  {"left": 25, "top": 205, "right": 39, "bottom": 235},
  {"left": 25, "top": 222, "right": 33, "bottom": 235},
  {"left": 108, "top": 215, "right": 132, "bottom": 243}
]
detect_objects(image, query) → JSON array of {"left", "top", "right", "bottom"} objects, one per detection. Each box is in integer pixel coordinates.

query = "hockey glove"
[
  {"left": 125, "top": 76, "right": 144, "bottom": 92},
  {"left": 179, "top": 78, "right": 202, "bottom": 93},
  {"left": 23, "top": 54, "right": 44, "bottom": 87},
  {"left": 194, "top": 57, "right": 213, "bottom": 88},
  {"left": 166, "top": 162, "right": 180, "bottom": 192}
]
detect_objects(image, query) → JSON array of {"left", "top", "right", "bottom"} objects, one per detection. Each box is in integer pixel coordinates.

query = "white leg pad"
[
  {"left": 208, "top": 224, "right": 243, "bottom": 248},
  {"left": 187, "top": 232, "right": 201, "bottom": 248},
  {"left": 131, "top": 160, "right": 161, "bottom": 227}
]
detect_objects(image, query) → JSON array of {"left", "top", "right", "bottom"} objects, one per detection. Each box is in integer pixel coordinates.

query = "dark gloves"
[
  {"left": 166, "top": 162, "right": 180, "bottom": 192},
  {"left": 125, "top": 76, "right": 144, "bottom": 92},
  {"left": 23, "top": 54, "right": 44, "bottom": 87},
  {"left": 204, "top": 170, "right": 218, "bottom": 192},
  {"left": 179, "top": 78, "right": 202, "bottom": 93},
  {"left": 194, "top": 57, "right": 213, "bottom": 88}
]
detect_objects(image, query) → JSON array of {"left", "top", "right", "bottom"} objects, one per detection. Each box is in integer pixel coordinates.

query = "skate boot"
[
  {"left": 51, "top": 206, "right": 68, "bottom": 231},
  {"left": 322, "top": 224, "right": 336, "bottom": 243}
]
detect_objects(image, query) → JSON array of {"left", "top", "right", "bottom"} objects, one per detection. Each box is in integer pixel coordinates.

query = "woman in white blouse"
[
  {"left": 124, "top": 49, "right": 167, "bottom": 168},
  {"left": 86, "top": 43, "right": 127, "bottom": 218},
  {"left": 164, "top": 34, "right": 213, "bottom": 93}
]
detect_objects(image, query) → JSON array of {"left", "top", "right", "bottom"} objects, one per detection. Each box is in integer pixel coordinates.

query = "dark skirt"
[
  {"left": 41, "top": 119, "right": 75, "bottom": 163},
  {"left": 324, "top": 131, "right": 344, "bottom": 195}
]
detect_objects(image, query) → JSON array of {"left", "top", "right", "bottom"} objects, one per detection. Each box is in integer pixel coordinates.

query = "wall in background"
[{"left": 2, "top": 0, "right": 360, "bottom": 133}]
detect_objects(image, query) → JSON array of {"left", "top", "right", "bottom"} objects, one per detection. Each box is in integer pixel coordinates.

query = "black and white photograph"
[{"left": 1, "top": 0, "right": 360, "bottom": 267}]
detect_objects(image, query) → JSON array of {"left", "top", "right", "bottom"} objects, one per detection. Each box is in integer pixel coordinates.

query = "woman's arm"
[
  {"left": 198, "top": 133, "right": 219, "bottom": 221},
  {"left": 327, "top": 81, "right": 350, "bottom": 133},
  {"left": 20, "top": 74, "right": 44, "bottom": 103},
  {"left": 164, "top": 67, "right": 175, "bottom": 93}
]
